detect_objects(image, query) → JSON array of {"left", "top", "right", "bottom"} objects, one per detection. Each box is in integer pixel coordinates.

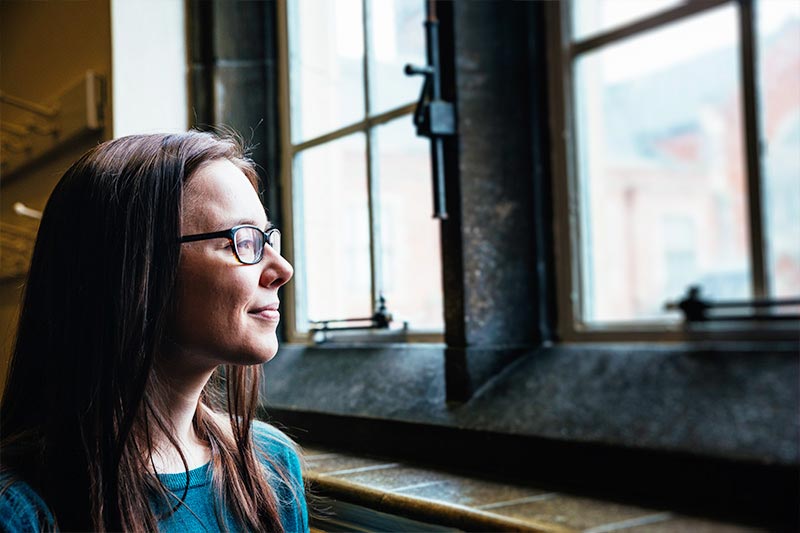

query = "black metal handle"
[{"left": 404, "top": 1, "right": 455, "bottom": 220}]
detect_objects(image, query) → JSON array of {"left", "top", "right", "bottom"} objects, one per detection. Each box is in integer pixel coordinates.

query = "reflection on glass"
[
  {"left": 756, "top": 0, "right": 800, "bottom": 299},
  {"left": 375, "top": 118, "right": 443, "bottom": 331},
  {"left": 289, "top": 0, "right": 365, "bottom": 143},
  {"left": 294, "top": 134, "right": 371, "bottom": 329},
  {"left": 571, "top": 0, "right": 682, "bottom": 41},
  {"left": 574, "top": 4, "right": 751, "bottom": 323},
  {"left": 368, "top": 0, "right": 426, "bottom": 115}
]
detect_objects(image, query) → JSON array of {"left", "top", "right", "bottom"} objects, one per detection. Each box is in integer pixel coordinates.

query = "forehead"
[{"left": 181, "top": 159, "right": 266, "bottom": 233}]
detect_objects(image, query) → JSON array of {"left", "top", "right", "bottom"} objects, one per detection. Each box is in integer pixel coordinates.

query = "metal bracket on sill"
[
  {"left": 309, "top": 295, "right": 408, "bottom": 344},
  {"left": 665, "top": 285, "right": 800, "bottom": 323}
]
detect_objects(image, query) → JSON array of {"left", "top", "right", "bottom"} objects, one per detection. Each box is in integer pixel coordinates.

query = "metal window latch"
[
  {"left": 405, "top": 0, "right": 456, "bottom": 220},
  {"left": 309, "top": 295, "right": 395, "bottom": 343},
  {"left": 665, "top": 285, "right": 800, "bottom": 322},
  {"left": 404, "top": 65, "right": 456, "bottom": 138}
]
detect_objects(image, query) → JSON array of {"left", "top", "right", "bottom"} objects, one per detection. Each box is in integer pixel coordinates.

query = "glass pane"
[
  {"left": 288, "top": 0, "right": 365, "bottom": 143},
  {"left": 573, "top": 4, "right": 751, "bottom": 324},
  {"left": 368, "top": 0, "right": 426, "bottom": 115},
  {"left": 294, "top": 134, "right": 371, "bottom": 330},
  {"left": 756, "top": 0, "right": 800, "bottom": 299},
  {"left": 572, "top": 0, "right": 684, "bottom": 41},
  {"left": 375, "top": 117, "right": 443, "bottom": 331}
]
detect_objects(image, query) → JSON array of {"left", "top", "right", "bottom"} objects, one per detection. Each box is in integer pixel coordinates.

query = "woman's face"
[{"left": 171, "top": 159, "right": 293, "bottom": 368}]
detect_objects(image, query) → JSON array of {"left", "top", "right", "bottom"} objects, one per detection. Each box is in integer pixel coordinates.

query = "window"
[
  {"left": 277, "top": 0, "right": 444, "bottom": 341},
  {"left": 549, "top": 0, "right": 800, "bottom": 337}
]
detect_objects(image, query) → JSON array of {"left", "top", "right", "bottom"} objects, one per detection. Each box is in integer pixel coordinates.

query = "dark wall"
[{"left": 0, "top": 0, "right": 112, "bottom": 394}]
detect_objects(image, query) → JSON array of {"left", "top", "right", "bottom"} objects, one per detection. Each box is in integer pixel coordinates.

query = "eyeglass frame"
[{"left": 178, "top": 224, "right": 281, "bottom": 265}]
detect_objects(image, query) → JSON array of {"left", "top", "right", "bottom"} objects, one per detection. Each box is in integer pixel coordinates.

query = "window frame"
[
  {"left": 545, "top": 0, "right": 792, "bottom": 342},
  {"left": 276, "top": 0, "right": 444, "bottom": 344}
]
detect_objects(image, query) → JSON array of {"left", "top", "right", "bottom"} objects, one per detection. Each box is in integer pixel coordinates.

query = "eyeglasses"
[{"left": 179, "top": 225, "right": 281, "bottom": 265}]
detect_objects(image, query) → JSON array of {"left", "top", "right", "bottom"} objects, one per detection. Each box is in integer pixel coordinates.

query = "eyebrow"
[{"left": 222, "top": 218, "right": 273, "bottom": 230}]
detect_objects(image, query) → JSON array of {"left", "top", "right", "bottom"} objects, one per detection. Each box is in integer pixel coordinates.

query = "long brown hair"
[{"left": 1, "top": 131, "right": 289, "bottom": 531}]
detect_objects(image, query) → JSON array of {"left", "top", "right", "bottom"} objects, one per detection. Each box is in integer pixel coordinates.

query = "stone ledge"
[{"left": 264, "top": 341, "right": 799, "bottom": 465}]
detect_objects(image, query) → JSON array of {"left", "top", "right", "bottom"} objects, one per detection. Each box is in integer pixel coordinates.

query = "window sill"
[
  {"left": 286, "top": 328, "right": 445, "bottom": 346},
  {"left": 561, "top": 320, "right": 800, "bottom": 343},
  {"left": 262, "top": 341, "right": 798, "bottom": 527},
  {"left": 264, "top": 341, "right": 797, "bottom": 465}
]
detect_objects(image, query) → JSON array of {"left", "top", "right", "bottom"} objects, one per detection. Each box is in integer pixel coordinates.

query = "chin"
[
  {"left": 228, "top": 351, "right": 276, "bottom": 367},
  {"left": 255, "top": 348, "right": 278, "bottom": 364},
  {"left": 239, "top": 339, "right": 279, "bottom": 365}
]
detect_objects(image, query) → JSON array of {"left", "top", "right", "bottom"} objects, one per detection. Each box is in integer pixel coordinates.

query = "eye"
[{"left": 236, "top": 238, "right": 256, "bottom": 251}]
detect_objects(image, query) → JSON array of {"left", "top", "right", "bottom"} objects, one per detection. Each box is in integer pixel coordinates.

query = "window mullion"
[
  {"left": 276, "top": 0, "right": 304, "bottom": 339},
  {"left": 362, "top": 0, "right": 383, "bottom": 310},
  {"left": 570, "top": 0, "right": 731, "bottom": 57},
  {"left": 558, "top": 0, "right": 588, "bottom": 331},
  {"left": 737, "top": 0, "right": 768, "bottom": 298},
  {"left": 291, "top": 103, "right": 415, "bottom": 154},
  {"left": 366, "top": 128, "right": 382, "bottom": 312}
]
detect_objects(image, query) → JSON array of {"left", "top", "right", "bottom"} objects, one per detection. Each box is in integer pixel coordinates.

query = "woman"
[{"left": 0, "top": 131, "right": 308, "bottom": 532}]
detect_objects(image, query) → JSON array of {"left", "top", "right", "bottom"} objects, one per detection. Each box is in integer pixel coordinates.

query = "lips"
[{"left": 249, "top": 302, "right": 280, "bottom": 321}]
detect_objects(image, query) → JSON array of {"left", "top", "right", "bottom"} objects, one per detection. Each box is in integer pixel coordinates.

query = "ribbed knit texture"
[{"left": 0, "top": 421, "right": 309, "bottom": 532}]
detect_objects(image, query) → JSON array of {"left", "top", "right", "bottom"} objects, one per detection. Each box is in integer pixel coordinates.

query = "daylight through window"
[
  {"left": 561, "top": 0, "right": 799, "bottom": 327},
  {"left": 280, "top": 0, "right": 444, "bottom": 338}
]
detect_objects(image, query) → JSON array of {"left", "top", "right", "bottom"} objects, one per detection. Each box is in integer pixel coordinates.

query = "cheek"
[
  {"left": 171, "top": 260, "right": 263, "bottom": 358},
  {"left": 184, "top": 285, "right": 235, "bottom": 328},
  {"left": 172, "top": 262, "right": 220, "bottom": 338}
]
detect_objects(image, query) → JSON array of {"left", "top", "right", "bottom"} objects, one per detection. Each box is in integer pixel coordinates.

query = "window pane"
[
  {"left": 756, "top": 0, "right": 800, "bottom": 299},
  {"left": 367, "top": 0, "right": 426, "bottom": 115},
  {"left": 572, "top": 0, "right": 684, "bottom": 41},
  {"left": 573, "top": 5, "right": 751, "bottom": 324},
  {"left": 288, "top": 0, "right": 365, "bottom": 143},
  {"left": 294, "top": 134, "right": 371, "bottom": 330},
  {"left": 375, "top": 117, "right": 443, "bottom": 331}
]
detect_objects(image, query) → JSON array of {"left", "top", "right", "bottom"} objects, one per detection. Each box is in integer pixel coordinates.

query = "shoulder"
[
  {"left": 251, "top": 420, "right": 309, "bottom": 533},
  {"left": 0, "top": 472, "right": 54, "bottom": 532},
  {"left": 251, "top": 420, "right": 303, "bottom": 484},
  {"left": 252, "top": 419, "right": 297, "bottom": 458}
]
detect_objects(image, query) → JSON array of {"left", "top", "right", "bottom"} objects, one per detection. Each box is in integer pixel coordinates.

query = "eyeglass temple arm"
[{"left": 178, "top": 229, "right": 233, "bottom": 243}]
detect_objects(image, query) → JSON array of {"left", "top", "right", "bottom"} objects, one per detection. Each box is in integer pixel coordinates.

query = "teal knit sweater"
[{"left": 0, "top": 421, "right": 309, "bottom": 532}]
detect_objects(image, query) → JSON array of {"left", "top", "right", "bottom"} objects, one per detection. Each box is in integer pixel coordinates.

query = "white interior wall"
[{"left": 111, "top": 0, "right": 187, "bottom": 137}]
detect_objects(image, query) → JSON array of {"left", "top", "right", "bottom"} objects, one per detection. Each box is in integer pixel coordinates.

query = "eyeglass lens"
[{"left": 233, "top": 227, "right": 280, "bottom": 264}]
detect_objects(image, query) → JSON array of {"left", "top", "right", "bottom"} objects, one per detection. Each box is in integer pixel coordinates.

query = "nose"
[{"left": 259, "top": 246, "right": 293, "bottom": 289}]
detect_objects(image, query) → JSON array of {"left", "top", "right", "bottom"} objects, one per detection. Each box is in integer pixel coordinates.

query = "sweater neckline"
[{"left": 156, "top": 461, "right": 212, "bottom": 490}]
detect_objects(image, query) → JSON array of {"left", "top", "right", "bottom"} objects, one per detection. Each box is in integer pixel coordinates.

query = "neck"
[{"left": 149, "top": 354, "right": 216, "bottom": 473}]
